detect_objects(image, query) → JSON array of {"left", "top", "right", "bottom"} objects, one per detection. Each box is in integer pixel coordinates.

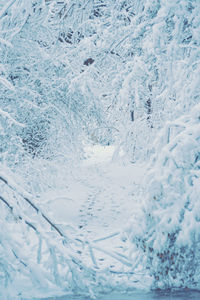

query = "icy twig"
[
  {"left": 88, "top": 243, "right": 99, "bottom": 268},
  {"left": 0, "top": 108, "right": 25, "bottom": 127},
  {"left": 91, "top": 244, "right": 132, "bottom": 267},
  {"left": 93, "top": 231, "right": 120, "bottom": 243},
  {"left": 0, "top": 0, "right": 17, "bottom": 20}
]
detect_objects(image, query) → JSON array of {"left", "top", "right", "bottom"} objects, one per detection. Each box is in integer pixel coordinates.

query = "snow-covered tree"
[{"left": 126, "top": 104, "right": 200, "bottom": 289}]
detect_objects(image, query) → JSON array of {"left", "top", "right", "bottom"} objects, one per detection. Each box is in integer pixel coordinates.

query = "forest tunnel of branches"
[{"left": 0, "top": 0, "right": 200, "bottom": 299}]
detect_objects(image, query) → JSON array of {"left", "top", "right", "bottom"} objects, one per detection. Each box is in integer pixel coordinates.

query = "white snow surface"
[
  {"left": 41, "top": 145, "right": 145, "bottom": 240},
  {"left": 34, "top": 144, "right": 150, "bottom": 293}
]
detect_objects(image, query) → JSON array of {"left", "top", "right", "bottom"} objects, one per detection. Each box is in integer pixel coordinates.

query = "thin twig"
[
  {"left": 91, "top": 244, "right": 132, "bottom": 267},
  {"left": 93, "top": 231, "right": 120, "bottom": 243}
]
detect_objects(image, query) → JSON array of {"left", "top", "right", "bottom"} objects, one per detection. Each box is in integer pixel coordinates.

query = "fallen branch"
[
  {"left": 91, "top": 244, "right": 132, "bottom": 267},
  {"left": 0, "top": 174, "right": 65, "bottom": 238},
  {"left": 0, "top": 195, "right": 37, "bottom": 232}
]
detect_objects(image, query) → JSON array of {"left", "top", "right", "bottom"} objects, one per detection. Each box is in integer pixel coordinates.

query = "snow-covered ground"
[
  {"left": 44, "top": 145, "right": 144, "bottom": 234},
  {"left": 41, "top": 145, "right": 145, "bottom": 241},
  {"left": 5, "top": 282, "right": 200, "bottom": 300},
  {"left": 38, "top": 145, "right": 147, "bottom": 279},
  {"left": 39, "top": 290, "right": 200, "bottom": 300},
  {"left": 0, "top": 144, "right": 149, "bottom": 300}
]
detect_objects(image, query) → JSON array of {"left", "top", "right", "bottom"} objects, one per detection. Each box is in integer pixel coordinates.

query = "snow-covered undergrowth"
[{"left": 125, "top": 104, "right": 200, "bottom": 289}]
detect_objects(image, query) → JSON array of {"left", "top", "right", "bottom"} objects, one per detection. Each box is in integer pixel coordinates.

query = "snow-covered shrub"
[{"left": 126, "top": 104, "right": 200, "bottom": 289}]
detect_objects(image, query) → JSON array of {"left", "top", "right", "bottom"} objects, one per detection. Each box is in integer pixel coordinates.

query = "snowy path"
[
  {"left": 40, "top": 146, "right": 146, "bottom": 272},
  {"left": 44, "top": 146, "right": 144, "bottom": 238},
  {"left": 1, "top": 145, "right": 149, "bottom": 299},
  {"left": 76, "top": 162, "right": 143, "bottom": 239}
]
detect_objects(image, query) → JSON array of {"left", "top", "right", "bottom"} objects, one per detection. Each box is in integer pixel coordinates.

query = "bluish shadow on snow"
[{"left": 34, "top": 290, "right": 200, "bottom": 300}]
